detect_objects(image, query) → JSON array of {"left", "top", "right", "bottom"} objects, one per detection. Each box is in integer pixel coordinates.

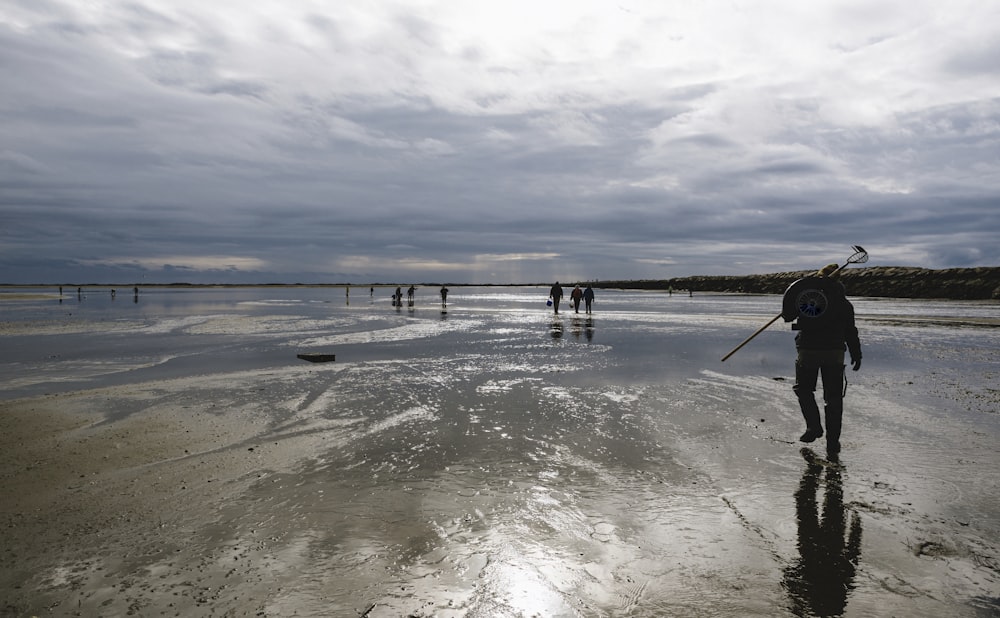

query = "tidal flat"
[{"left": 1, "top": 286, "right": 998, "bottom": 617}]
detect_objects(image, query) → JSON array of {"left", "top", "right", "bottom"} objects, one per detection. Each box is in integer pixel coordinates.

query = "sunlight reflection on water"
[{"left": 3, "top": 286, "right": 999, "bottom": 616}]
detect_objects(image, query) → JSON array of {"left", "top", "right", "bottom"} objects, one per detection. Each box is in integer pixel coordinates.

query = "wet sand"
[{"left": 1, "top": 288, "right": 998, "bottom": 617}]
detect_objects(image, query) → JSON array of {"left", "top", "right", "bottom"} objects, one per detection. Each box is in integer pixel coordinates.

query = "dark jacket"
[{"left": 795, "top": 297, "right": 862, "bottom": 362}]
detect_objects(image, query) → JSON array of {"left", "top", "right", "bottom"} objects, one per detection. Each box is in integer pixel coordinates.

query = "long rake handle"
[{"left": 720, "top": 312, "right": 782, "bottom": 362}]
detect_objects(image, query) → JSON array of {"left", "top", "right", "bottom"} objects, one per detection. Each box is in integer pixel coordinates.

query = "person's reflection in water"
[
  {"left": 550, "top": 319, "right": 564, "bottom": 339},
  {"left": 783, "top": 448, "right": 862, "bottom": 617},
  {"left": 585, "top": 317, "right": 594, "bottom": 342}
]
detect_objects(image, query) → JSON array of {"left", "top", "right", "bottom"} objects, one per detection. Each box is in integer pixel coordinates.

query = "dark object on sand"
[{"left": 297, "top": 353, "right": 336, "bottom": 363}]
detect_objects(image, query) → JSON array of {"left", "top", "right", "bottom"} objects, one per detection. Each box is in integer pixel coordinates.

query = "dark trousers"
[{"left": 793, "top": 349, "right": 845, "bottom": 444}]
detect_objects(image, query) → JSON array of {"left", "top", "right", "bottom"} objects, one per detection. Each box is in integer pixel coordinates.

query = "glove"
[{"left": 851, "top": 358, "right": 862, "bottom": 371}]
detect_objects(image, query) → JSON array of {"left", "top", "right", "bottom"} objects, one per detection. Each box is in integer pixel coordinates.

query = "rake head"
[{"left": 848, "top": 245, "right": 869, "bottom": 264}]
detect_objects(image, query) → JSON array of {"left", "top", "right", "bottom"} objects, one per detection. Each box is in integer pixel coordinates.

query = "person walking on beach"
[
  {"left": 792, "top": 264, "right": 862, "bottom": 456},
  {"left": 440, "top": 285, "right": 449, "bottom": 306},
  {"left": 570, "top": 285, "right": 583, "bottom": 313},
  {"left": 549, "top": 282, "right": 564, "bottom": 314},
  {"left": 583, "top": 285, "right": 595, "bottom": 313},
  {"left": 407, "top": 285, "right": 415, "bottom": 306}
]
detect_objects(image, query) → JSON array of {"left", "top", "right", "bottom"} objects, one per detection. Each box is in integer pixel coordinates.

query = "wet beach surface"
[{"left": 1, "top": 286, "right": 998, "bottom": 617}]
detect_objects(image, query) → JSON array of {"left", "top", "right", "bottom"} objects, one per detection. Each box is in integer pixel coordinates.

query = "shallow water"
[{"left": 1, "top": 286, "right": 998, "bottom": 616}]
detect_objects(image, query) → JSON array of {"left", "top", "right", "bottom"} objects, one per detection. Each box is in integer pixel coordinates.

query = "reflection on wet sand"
[
  {"left": 571, "top": 317, "right": 594, "bottom": 341},
  {"left": 784, "top": 448, "right": 863, "bottom": 617},
  {"left": 2, "top": 287, "right": 997, "bottom": 616}
]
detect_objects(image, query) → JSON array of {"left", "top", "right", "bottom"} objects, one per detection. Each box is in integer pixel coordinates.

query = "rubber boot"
[
  {"left": 824, "top": 399, "right": 843, "bottom": 454},
  {"left": 797, "top": 394, "right": 824, "bottom": 443}
]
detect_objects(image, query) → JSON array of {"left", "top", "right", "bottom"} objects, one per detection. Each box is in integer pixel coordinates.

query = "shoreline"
[{"left": 4, "top": 264, "right": 1000, "bottom": 300}]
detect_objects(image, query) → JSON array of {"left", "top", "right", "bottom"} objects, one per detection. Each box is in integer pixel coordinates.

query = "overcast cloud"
[{"left": 2, "top": 0, "right": 999, "bottom": 284}]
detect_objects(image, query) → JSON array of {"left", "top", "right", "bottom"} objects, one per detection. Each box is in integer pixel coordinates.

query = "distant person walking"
[
  {"left": 549, "top": 282, "right": 564, "bottom": 314},
  {"left": 407, "top": 285, "right": 415, "bottom": 306},
  {"left": 395, "top": 287, "right": 402, "bottom": 307},
  {"left": 440, "top": 286, "right": 449, "bottom": 306},
  {"left": 583, "top": 285, "right": 595, "bottom": 313},
  {"left": 570, "top": 285, "right": 583, "bottom": 313},
  {"left": 791, "top": 264, "right": 862, "bottom": 456},
  {"left": 370, "top": 287, "right": 374, "bottom": 298}
]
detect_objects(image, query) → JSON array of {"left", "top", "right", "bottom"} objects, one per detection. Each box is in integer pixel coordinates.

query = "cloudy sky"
[{"left": 2, "top": 1, "right": 998, "bottom": 284}]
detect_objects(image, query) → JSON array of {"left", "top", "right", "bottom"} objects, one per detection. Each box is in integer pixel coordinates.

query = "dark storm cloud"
[{"left": 1, "top": 1, "right": 999, "bottom": 284}]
